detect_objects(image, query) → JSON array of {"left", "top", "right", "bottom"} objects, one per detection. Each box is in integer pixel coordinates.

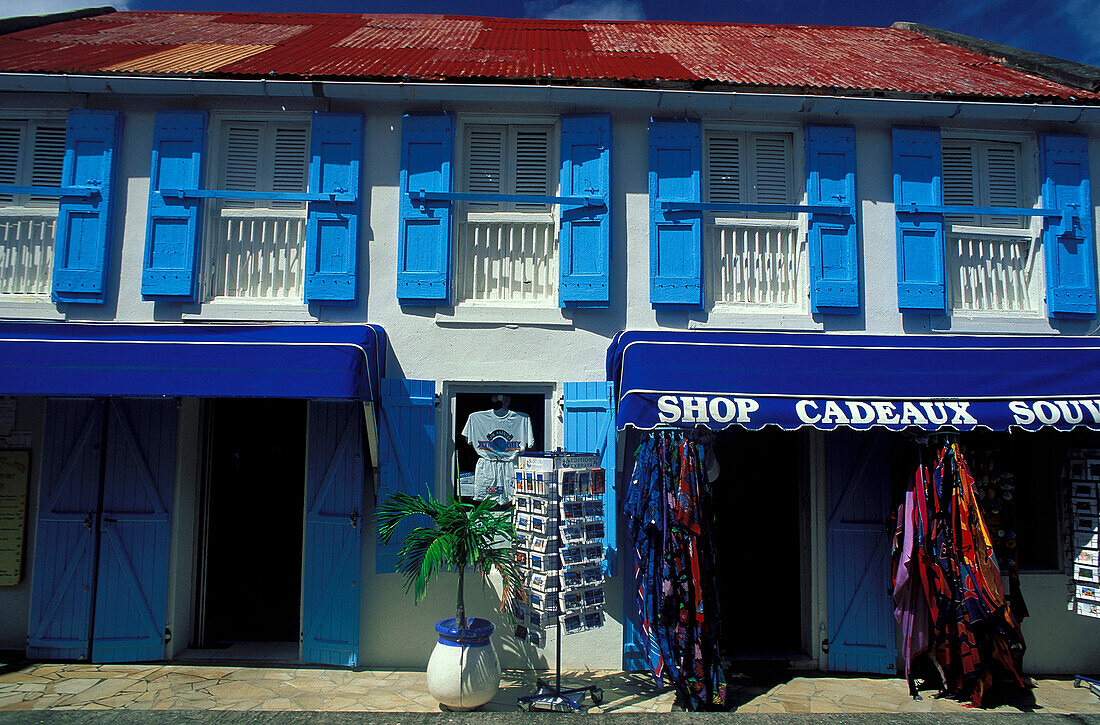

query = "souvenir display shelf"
[
  {"left": 513, "top": 451, "right": 606, "bottom": 712},
  {"left": 1064, "top": 451, "right": 1100, "bottom": 618}
]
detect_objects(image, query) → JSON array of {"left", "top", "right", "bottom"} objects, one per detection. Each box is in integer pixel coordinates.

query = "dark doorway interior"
[
  {"left": 201, "top": 398, "right": 307, "bottom": 644},
  {"left": 711, "top": 427, "right": 803, "bottom": 658}
]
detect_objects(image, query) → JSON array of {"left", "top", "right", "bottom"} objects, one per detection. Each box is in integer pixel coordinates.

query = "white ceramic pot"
[{"left": 425, "top": 618, "right": 501, "bottom": 710}]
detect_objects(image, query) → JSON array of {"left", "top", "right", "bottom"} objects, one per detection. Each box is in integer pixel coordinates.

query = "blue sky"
[{"left": 7, "top": 0, "right": 1100, "bottom": 67}]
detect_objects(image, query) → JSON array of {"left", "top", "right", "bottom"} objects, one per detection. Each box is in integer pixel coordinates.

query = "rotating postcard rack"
[{"left": 512, "top": 451, "right": 607, "bottom": 712}]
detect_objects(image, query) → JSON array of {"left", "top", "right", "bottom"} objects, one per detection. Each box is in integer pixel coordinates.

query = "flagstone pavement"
[{"left": 0, "top": 662, "right": 1098, "bottom": 714}]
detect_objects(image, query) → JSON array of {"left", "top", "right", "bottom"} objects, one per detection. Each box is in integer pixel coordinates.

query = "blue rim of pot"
[{"left": 435, "top": 618, "right": 495, "bottom": 647}]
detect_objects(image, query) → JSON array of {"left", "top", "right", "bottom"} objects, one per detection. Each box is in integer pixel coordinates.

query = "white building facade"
[{"left": 0, "top": 11, "right": 1098, "bottom": 677}]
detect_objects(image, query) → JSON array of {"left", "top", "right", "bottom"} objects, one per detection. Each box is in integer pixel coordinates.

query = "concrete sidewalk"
[{"left": 1, "top": 661, "right": 1099, "bottom": 715}]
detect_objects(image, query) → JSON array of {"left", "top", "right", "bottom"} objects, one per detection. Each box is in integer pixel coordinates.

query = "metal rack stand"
[
  {"left": 1076, "top": 675, "right": 1100, "bottom": 700},
  {"left": 517, "top": 453, "right": 603, "bottom": 712}
]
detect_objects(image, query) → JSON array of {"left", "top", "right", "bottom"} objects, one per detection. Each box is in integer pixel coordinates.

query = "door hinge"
[
  {"left": 821, "top": 638, "right": 829, "bottom": 654},
  {"left": 164, "top": 627, "right": 172, "bottom": 643}
]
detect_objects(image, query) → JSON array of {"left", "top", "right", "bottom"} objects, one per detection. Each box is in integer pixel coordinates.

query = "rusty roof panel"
[
  {"left": 10, "top": 13, "right": 309, "bottom": 46},
  {"left": 0, "top": 11, "right": 1093, "bottom": 101},
  {"left": 337, "top": 16, "right": 482, "bottom": 49},
  {"left": 216, "top": 19, "right": 367, "bottom": 75},
  {"left": 473, "top": 22, "right": 595, "bottom": 53},
  {"left": 103, "top": 43, "right": 273, "bottom": 74},
  {"left": 0, "top": 39, "right": 161, "bottom": 73},
  {"left": 212, "top": 12, "right": 367, "bottom": 25},
  {"left": 303, "top": 47, "right": 443, "bottom": 78}
]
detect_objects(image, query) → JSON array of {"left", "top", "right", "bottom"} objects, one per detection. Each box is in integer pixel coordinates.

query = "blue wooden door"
[
  {"left": 302, "top": 400, "right": 364, "bottom": 666},
  {"left": 826, "top": 429, "right": 897, "bottom": 674},
  {"left": 92, "top": 398, "right": 176, "bottom": 662},
  {"left": 27, "top": 399, "right": 105, "bottom": 660}
]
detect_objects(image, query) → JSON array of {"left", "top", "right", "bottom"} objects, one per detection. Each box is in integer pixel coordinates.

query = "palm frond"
[
  {"left": 376, "top": 491, "right": 441, "bottom": 543},
  {"left": 412, "top": 535, "right": 452, "bottom": 603},
  {"left": 377, "top": 490, "right": 523, "bottom": 624}
]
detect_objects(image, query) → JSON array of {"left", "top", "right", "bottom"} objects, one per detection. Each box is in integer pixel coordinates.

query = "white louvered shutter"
[
  {"left": 942, "top": 142, "right": 979, "bottom": 226},
  {"left": 513, "top": 127, "right": 551, "bottom": 211},
  {"left": 29, "top": 124, "right": 66, "bottom": 206},
  {"left": 271, "top": 124, "right": 309, "bottom": 210},
  {"left": 0, "top": 124, "right": 24, "bottom": 205},
  {"left": 752, "top": 133, "right": 791, "bottom": 204},
  {"left": 707, "top": 134, "right": 741, "bottom": 203},
  {"left": 984, "top": 142, "right": 1022, "bottom": 228},
  {"left": 466, "top": 126, "right": 504, "bottom": 211},
  {"left": 223, "top": 124, "right": 262, "bottom": 209}
]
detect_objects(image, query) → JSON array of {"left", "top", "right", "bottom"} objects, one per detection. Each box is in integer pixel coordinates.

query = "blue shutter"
[
  {"left": 28, "top": 398, "right": 104, "bottom": 661},
  {"left": 562, "top": 381, "right": 630, "bottom": 662},
  {"left": 649, "top": 118, "right": 702, "bottom": 308},
  {"left": 305, "top": 112, "right": 363, "bottom": 304},
  {"left": 1041, "top": 133, "right": 1096, "bottom": 318},
  {"left": 807, "top": 125, "right": 860, "bottom": 313},
  {"left": 398, "top": 115, "right": 453, "bottom": 305},
  {"left": 52, "top": 110, "right": 121, "bottom": 304},
  {"left": 142, "top": 111, "right": 206, "bottom": 300},
  {"left": 892, "top": 127, "right": 946, "bottom": 311},
  {"left": 92, "top": 398, "right": 176, "bottom": 663},
  {"left": 559, "top": 114, "right": 611, "bottom": 307},
  {"left": 302, "top": 400, "right": 365, "bottom": 666},
  {"left": 827, "top": 430, "right": 896, "bottom": 674},
  {"left": 376, "top": 379, "right": 435, "bottom": 573},
  {"left": 562, "top": 381, "right": 616, "bottom": 573}
]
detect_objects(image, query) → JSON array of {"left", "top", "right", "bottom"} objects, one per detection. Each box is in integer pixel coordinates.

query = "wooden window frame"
[
  {"left": 702, "top": 122, "right": 809, "bottom": 312},
  {"left": 457, "top": 116, "right": 559, "bottom": 223},
  {"left": 0, "top": 114, "right": 68, "bottom": 212},
  {"left": 199, "top": 112, "right": 312, "bottom": 304},
  {"left": 940, "top": 129, "right": 1044, "bottom": 315}
]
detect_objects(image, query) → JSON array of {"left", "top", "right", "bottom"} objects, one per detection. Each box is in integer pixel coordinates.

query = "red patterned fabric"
[{"left": 893, "top": 444, "right": 1026, "bottom": 707}]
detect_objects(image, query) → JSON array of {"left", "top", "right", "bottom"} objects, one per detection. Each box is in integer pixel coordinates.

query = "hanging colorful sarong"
[
  {"left": 624, "top": 432, "right": 727, "bottom": 711},
  {"left": 893, "top": 443, "right": 1026, "bottom": 707}
]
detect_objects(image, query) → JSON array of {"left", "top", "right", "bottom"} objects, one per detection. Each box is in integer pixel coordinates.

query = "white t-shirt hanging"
[{"left": 462, "top": 409, "right": 534, "bottom": 504}]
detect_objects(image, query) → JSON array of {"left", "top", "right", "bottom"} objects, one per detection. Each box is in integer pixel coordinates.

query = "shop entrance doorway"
[
  {"left": 196, "top": 398, "right": 307, "bottom": 656},
  {"left": 711, "top": 427, "right": 806, "bottom": 660}
]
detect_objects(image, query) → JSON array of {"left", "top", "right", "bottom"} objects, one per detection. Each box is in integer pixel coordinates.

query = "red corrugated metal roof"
[{"left": 0, "top": 11, "right": 1093, "bottom": 100}]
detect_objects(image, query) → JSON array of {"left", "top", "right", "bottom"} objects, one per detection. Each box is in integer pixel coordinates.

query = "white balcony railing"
[
  {"left": 706, "top": 221, "right": 801, "bottom": 306},
  {"left": 456, "top": 220, "right": 557, "bottom": 305},
  {"left": 948, "top": 232, "right": 1036, "bottom": 313},
  {"left": 0, "top": 214, "right": 55, "bottom": 295},
  {"left": 208, "top": 213, "right": 305, "bottom": 301}
]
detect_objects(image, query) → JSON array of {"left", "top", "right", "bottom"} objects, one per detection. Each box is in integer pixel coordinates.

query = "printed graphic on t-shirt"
[{"left": 477, "top": 429, "right": 525, "bottom": 455}]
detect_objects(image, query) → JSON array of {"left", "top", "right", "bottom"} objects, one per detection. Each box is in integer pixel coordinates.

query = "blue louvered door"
[
  {"left": 301, "top": 400, "right": 365, "bottom": 666},
  {"left": 92, "top": 398, "right": 176, "bottom": 663},
  {"left": 27, "top": 399, "right": 105, "bottom": 660},
  {"left": 826, "top": 429, "right": 896, "bottom": 674}
]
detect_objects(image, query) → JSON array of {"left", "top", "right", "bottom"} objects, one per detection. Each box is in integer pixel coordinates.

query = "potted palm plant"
[{"left": 377, "top": 491, "right": 522, "bottom": 710}]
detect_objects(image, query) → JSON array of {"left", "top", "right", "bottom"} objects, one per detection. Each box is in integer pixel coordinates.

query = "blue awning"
[
  {"left": 607, "top": 330, "right": 1100, "bottom": 432},
  {"left": 0, "top": 322, "right": 386, "bottom": 401}
]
